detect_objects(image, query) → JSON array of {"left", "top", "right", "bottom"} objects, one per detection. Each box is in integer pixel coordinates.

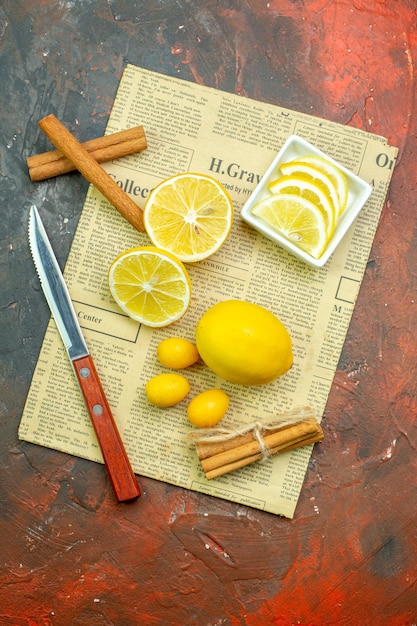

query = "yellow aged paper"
[{"left": 19, "top": 66, "right": 398, "bottom": 517}]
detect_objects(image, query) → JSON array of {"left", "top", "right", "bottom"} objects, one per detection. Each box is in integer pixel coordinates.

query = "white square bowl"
[{"left": 240, "top": 135, "right": 373, "bottom": 268}]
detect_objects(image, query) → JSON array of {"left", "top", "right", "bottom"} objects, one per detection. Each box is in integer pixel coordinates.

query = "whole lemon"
[
  {"left": 145, "top": 373, "right": 190, "bottom": 407},
  {"left": 195, "top": 300, "right": 293, "bottom": 385}
]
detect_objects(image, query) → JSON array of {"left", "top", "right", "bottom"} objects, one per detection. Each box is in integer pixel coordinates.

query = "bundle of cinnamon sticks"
[{"left": 190, "top": 406, "right": 323, "bottom": 480}]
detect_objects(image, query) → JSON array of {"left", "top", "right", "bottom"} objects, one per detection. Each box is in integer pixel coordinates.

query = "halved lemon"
[
  {"left": 108, "top": 246, "right": 191, "bottom": 327},
  {"left": 143, "top": 173, "right": 234, "bottom": 263},
  {"left": 280, "top": 160, "right": 340, "bottom": 215},
  {"left": 268, "top": 173, "right": 336, "bottom": 239},
  {"left": 252, "top": 194, "right": 328, "bottom": 259},
  {"left": 298, "top": 155, "right": 349, "bottom": 215}
]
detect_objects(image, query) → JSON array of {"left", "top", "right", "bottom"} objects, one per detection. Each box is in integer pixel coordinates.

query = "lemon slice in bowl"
[
  {"left": 280, "top": 160, "right": 341, "bottom": 216},
  {"left": 143, "top": 173, "right": 234, "bottom": 263},
  {"left": 268, "top": 173, "right": 337, "bottom": 239},
  {"left": 252, "top": 194, "right": 328, "bottom": 259},
  {"left": 108, "top": 246, "right": 191, "bottom": 327},
  {"left": 298, "top": 155, "right": 349, "bottom": 215}
]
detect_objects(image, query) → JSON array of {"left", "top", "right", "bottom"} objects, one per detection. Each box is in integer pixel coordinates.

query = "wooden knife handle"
[{"left": 73, "top": 354, "right": 141, "bottom": 502}]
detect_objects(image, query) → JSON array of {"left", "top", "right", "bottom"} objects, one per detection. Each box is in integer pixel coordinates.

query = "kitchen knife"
[{"left": 28, "top": 205, "right": 141, "bottom": 502}]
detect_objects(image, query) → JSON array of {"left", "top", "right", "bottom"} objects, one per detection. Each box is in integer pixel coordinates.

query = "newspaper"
[{"left": 19, "top": 65, "right": 398, "bottom": 518}]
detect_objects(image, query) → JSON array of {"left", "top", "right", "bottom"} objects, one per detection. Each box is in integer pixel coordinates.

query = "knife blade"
[{"left": 28, "top": 205, "right": 141, "bottom": 502}]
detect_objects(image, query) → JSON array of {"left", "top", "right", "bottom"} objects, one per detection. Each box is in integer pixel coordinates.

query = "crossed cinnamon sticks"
[
  {"left": 190, "top": 407, "right": 324, "bottom": 480},
  {"left": 28, "top": 115, "right": 147, "bottom": 232},
  {"left": 27, "top": 124, "right": 147, "bottom": 181}
]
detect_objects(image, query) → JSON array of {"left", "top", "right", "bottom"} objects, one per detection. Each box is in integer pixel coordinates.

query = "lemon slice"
[
  {"left": 298, "top": 155, "right": 349, "bottom": 215},
  {"left": 108, "top": 246, "right": 191, "bottom": 327},
  {"left": 252, "top": 194, "right": 328, "bottom": 259},
  {"left": 143, "top": 173, "right": 234, "bottom": 263},
  {"left": 268, "top": 173, "right": 336, "bottom": 239},
  {"left": 280, "top": 160, "right": 340, "bottom": 216}
]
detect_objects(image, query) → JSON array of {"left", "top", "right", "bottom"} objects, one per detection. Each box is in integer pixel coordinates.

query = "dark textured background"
[{"left": 1, "top": 1, "right": 417, "bottom": 624}]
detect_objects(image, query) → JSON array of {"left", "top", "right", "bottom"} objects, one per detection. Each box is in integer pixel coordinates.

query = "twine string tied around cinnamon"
[{"left": 188, "top": 406, "right": 324, "bottom": 480}]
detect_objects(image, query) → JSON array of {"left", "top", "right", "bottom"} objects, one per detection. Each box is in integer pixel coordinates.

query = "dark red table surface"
[{"left": 1, "top": 2, "right": 417, "bottom": 625}]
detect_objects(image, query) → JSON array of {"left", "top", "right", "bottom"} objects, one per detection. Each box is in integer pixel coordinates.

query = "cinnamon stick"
[
  {"left": 37, "top": 114, "right": 145, "bottom": 232},
  {"left": 193, "top": 412, "right": 324, "bottom": 480},
  {"left": 27, "top": 125, "right": 147, "bottom": 182}
]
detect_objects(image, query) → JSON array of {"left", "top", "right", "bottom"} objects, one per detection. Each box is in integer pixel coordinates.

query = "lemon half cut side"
[
  {"left": 143, "top": 173, "right": 234, "bottom": 263},
  {"left": 108, "top": 246, "right": 192, "bottom": 327}
]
